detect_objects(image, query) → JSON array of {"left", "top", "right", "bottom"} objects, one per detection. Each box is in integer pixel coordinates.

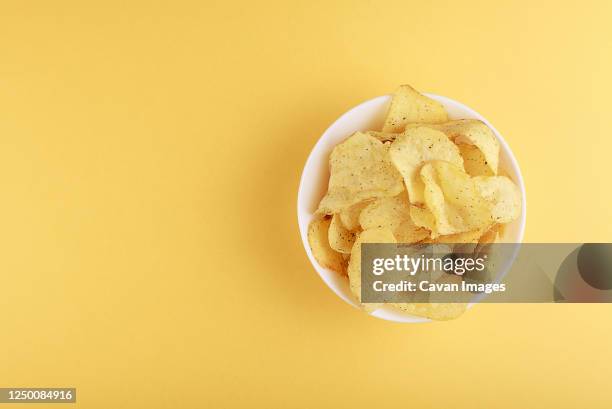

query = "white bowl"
[{"left": 297, "top": 94, "right": 527, "bottom": 323}]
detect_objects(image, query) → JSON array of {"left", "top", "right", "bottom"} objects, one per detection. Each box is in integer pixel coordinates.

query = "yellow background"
[{"left": 1, "top": 1, "right": 611, "bottom": 408}]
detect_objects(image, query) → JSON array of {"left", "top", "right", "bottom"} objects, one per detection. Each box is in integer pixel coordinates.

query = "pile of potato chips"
[{"left": 308, "top": 85, "right": 521, "bottom": 320}]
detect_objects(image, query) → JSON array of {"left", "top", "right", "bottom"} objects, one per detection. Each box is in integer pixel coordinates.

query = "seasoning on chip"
[
  {"left": 420, "top": 160, "right": 493, "bottom": 235},
  {"left": 474, "top": 176, "right": 521, "bottom": 223},
  {"left": 316, "top": 132, "right": 403, "bottom": 215},
  {"left": 328, "top": 214, "right": 356, "bottom": 254},
  {"left": 389, "top": 126, "right": 464, "bottom": 205}
]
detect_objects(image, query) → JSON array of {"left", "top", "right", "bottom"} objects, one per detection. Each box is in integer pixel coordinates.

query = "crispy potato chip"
[
  {"left": 359, "top": 191, "right": 429, "bottom": 243},
  {"left": 328, "top": 214, "right": 356, "bottom": 254},
  {"left": 427, "top": 227, "right": 491, "bottom": 254},
  {"left": 369, "top": 125, "right": 426, "bottom": 143},
  {"left": 425, "top": 229, "right": 490, "bottom": 254},
  {"left": 382, "top": 85, "right": 448, "bottom": 133},
  {"left": 347, "top": 227, "right": 396, "bottom": 307},
  {"left": 420, "top": 161, "right": 493, "bottom": 235},
  {"left": 378, "top": 120, "right": 499, "bottom": 176},
  {"left": 339, "top": 201, "right": 370, "bottom": 231},
  {"left": 395, "top": 220, "right": 430, "bottom": 243},
  {"left": 308, "top": 217, "right": 346, "bottom": 274},
  {"left": 458, "top": 143, "right": 495, "bottom": 177},
  {"left": 409, "top": 205, "right": 437, "bottom": 235},
  {"left": 359, "top": 192, "right": 410, "bottom": 231},
  {"left": 424, "top": 222, "right": 497, "bottom": 248},
  {"left": 317, "top": 132, "right": 404, "bottom": 214},
  {"left": 436, "top": 120, "right": 499, "bottom": 175},
  {"left": 366, "top": 130, "right": 399, "bottom": 143},
  {"left": 389, "top": 255, "right": 467, "bottom": 318},
  {"left": 389, "top": 127, "right": 464, "bottom": 204},
  {"left": 474, "top": 176, "right": 521, "bottom": 223},
  {"left": 429, "top": 228, "right": 485, "bottom": 244}
]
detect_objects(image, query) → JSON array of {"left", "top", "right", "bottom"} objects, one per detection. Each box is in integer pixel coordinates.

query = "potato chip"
[
  {"left": 359, "top": 190, "right": 429, "bottom": 243},
  {"left": 436, "top": 120, "right": 499, "bottom": 175},
  {"left": 377, "top": 120, "right": 499, "bottom": 177},
  {"left": 409, "top": 205, "right": 437, "bottom": 234},
  {"left": 317, "top": 132, "right": 404, "bottom": 214},
  {"left": 458, "top": 143, "right": 495, "bottom": 177},
  {"left": 429, "top": 228, "right": 485, "bottom": 244},
  {"left": 389, "top": 126, "right": 464, "bottom": 204},
  {"left": 347, "top": 227, "right": 396, "bottom": 307},
  {"left": 426, "top": 227, "right": 491, "bottom": 254},
  {"left": 382, "top": 85, "right": 448, "bottom": 133},
  {"left": 395, "top": 220, "right": 430, "bottom": 243},
  {"left": 339, "top": 201, "right": 370, "bottom": 231},
  {"left": 328, "top": 214, "right": 356, "bottom": 254},
  {"left": 430, "top": 224, "right": 499, "bottom": 251},
  {"left": 366, "top": 130, "right": 398, "bottom": 143},
  {"left": 474, "top": 176, "right": 521, "bottom": 223},
  {"left": 369, "top": 124, "right": 428, "bottom": 143},
  {"left": 359, "top": 191, "right": 410, "bottom": 232},
  {"left": 389, "top": 257, "right": 466, "bottom": 317},
  {"left": 420, "top": 161, "right": 493, "bottom": 235},
  {"left": 307, "top": 216, "right": 346, "bottom": 274}
]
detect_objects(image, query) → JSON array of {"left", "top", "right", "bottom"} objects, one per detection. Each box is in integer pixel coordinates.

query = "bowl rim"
[{"left": 297, "top": 93, "right": 527, "bottom": 323}]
